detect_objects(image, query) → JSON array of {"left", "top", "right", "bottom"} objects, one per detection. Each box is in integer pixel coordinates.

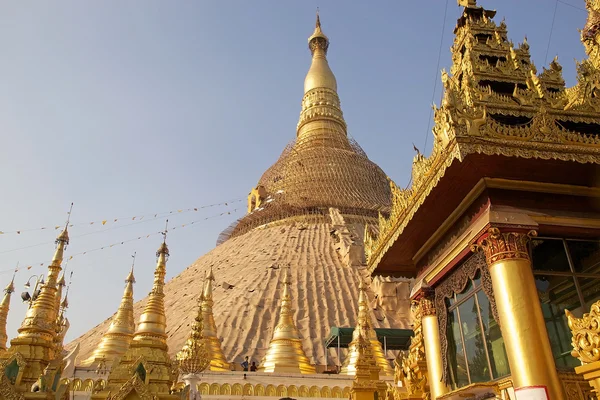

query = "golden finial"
[
  {"left": 308, "top": 9, "right": 329, "bottom": 55},
  {"left": 83, "top": 257, "right": 137, "bottom": 367},
  {"left": 457, "top": 0, "right": 477, "bottom": 7},
  {"left": 0, "top": 268, "right": 17, "bottom": 351},
  {"left": 258, "top": 266, "right": 315, "bottom": 374}
]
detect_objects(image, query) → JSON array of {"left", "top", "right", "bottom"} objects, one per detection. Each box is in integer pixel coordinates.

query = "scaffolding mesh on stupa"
[{"left": 218, "top": 120, "right": 391, "bottom": 243}]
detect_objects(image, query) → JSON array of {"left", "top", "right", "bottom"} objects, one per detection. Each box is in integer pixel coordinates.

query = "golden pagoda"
[
  {"left": 0, "top": 275, "right": 15, "bottom": 352},
  {"left": 176, "top": 286, "right": 210, "bottom": 399},
  {"left": 0, "top": 226, "right": 70, "bottom": 391},
  {"left": 69, "top": 11, "right": 409, "bottom": 370},
  {"left": 82, "top": 263, "right": 136, "bottom": 368},
  {"left": 93, "top": 235, "right": 177, "bottom": 400},
  {"left": 199, "top": 267, "right": 230, "bottom": 371},
  {"left": 349, "top": 332, "right": 379, "bottom": 400},
  {"left": 258, "top": 267, "right": 316, "bottom": 374},
  {"left": 341, "top": 280, "right": 393, "bottom": 376}
]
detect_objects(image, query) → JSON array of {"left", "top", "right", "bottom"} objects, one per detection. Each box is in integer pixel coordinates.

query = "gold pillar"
[
  {"left": 477, "top": 228, "right": 564, "bottom": 400},
  {"left": 420, "top": 292, "right": 449, "bottom": 399}
]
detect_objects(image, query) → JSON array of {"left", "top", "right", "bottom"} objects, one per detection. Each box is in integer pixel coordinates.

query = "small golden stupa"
[
  {"left": 93, "top": 235, "right": 177, "bottom": 400},
  {"left": 199, "top": 267, "right": 230, "bottom": 371},
  {"left": 82, "top": 263, "right": 136, "bottom": 368},
  {"left": 340, "top": 280, "right": 393, "bottom": 376},
  {"left": 258, "top": 267, "right": 316, "bottom": 374}
]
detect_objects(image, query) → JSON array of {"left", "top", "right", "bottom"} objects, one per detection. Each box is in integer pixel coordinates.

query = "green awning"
[{"left": 325, "top": 327, "right": 413, "bottom": 350}]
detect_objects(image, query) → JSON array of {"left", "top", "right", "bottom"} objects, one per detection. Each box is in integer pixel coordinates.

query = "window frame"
[{"left": 446, "top": 274, "right": 498, "bottom": 385}]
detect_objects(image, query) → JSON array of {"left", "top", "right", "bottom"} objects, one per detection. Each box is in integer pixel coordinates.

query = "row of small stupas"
[{"left": 0, "top": 223, "right": 392, "bottom": 400}]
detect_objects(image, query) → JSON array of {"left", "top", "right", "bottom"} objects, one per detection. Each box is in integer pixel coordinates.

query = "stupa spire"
[
  {"left": 83, "top": 254, "right": 137, "bottom": 367},
  {"left": 298, "top": 11, "right": 346, "bottom": 137},
  {"left": 2, "top": 204, "right": 72, "bottom": 389},
  {"left": 100, "top": 225, "right": 176, "bottom": 397},
  {"left": 199, "top": 266, "right": 230, "bottom": 371},
  {"left": 258, "top": 267, "right": 316, "bottom": 374},
  {"left": 341, "top": 279, "right": 393, "bottom": 376},
  {"left": 0, "top": 273, "right": 16, "bottom": 351}
]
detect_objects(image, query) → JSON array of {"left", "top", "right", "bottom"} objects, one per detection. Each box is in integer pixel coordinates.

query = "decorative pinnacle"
[
  {"left": 458, "top": 0, "right": 477, "bottom": 7},
  {"left": 308, "top": 9, "right": 329, "bottom": 54},
  {"left": 56, "top": 203, "right": 73, "bottom": 246},
  {"left": 126, "top": 252, "right": 136, "bottom": 283},
  {"left": 157, "top": 220, "right": 170, "bottom": 258}
]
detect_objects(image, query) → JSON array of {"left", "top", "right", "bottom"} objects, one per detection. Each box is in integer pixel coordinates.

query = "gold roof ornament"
[
  {"left": 0, "top": 274, "right": 15, "bottom": 352},
  {"left": 258, "top": 267, "right": 316, "bottom": 374},
  {"left": 457, "top": 0, "right": 477, "bottom": 7},
  {"left": 98, "top": 224, "right": 178, "bottom": 399},
  {"left": 83, "top": 255, "right": 137, "bottom": 368},
  {"left": 305, "top": 10, "right": 336, "bottom": 94},
  {"left": 1, "top": 204, "right": 72, "bottom": 390},
  {"left": 341, "top": 279, "right": 393, "bottom": 376},
  {"left": 198, "top": 267, "right": 230, "bottom": 371},
  {"left": 566, "top": 302, "right": 600, "bottom": 364}
]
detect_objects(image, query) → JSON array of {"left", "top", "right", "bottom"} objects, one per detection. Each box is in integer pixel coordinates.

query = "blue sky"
[{"left": 0, "top": 1, "right": 588, "bottom": 343}]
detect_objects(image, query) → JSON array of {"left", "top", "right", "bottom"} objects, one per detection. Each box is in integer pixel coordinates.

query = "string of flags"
[
  {"left": 0, "top": 208, "right": 242, "bottom": 277},
  {"left": 0, "top": 198, "right": 243, "bottom": 235}
]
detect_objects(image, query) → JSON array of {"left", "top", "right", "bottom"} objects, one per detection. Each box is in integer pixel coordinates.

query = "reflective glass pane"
[
  {"left": 567, "top": 240, "right": 600, "bottom": 273},
  {"left": 476, "top": 291, "right": 510, "bottom": 378},
  {"left": 456, "top": 279, "right": 474, "bottom": 302},
  {"left": 578, "top": 277, "right": 600, "bottom": 309},
  {"left": 535, "top": 274, "right": 581, "bottom": 369},
  {"left": 447, "top": 309, "right": 469, "bottom": 388},
  {"left": 472, "top": 271, "right": 481, "bottom": 289},
  {"left": 458, "top": 297, "right": 491, "bottom": 383},
  {"left": 531, "top": 239, "right": 571, "bottom": 272}
]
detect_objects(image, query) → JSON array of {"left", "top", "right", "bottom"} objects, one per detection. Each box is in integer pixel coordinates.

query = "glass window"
[
  {"left": 476, "top": 291, "right": 510, "bottom": 378},
  {"left": 531, "top": 238, "right": 571, "bottom": 272},
  {"left": 446, "top": 275, "right": 509, "bottom": 389},
  {"left": 532, "top": 238, "right": 600, "bottom": 370}
]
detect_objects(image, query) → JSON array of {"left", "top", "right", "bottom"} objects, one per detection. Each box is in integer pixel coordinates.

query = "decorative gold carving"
[
  {"left": 107, "top": 374, "right": 157, "bottom": 400},
  {"left": 567, "top": 300, "right": 600, "bottom": 364},
  {"left": 473, "top": 227, "right": 537, "bottom": 265},
  {"left": 176, "top": 287, "right": 209, "bottom": 375},
  {"left": 434, "top": 252, "right": 498, "bottom": 385}
]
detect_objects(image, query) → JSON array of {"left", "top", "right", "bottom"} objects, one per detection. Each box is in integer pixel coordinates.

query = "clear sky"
[{"left": 0, "top": 0, "right": 588, "bottom": 344}]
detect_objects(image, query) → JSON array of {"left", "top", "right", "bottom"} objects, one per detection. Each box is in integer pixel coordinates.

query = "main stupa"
[{"left": 70, "top": 14, "right": 412, "bottom": 369}]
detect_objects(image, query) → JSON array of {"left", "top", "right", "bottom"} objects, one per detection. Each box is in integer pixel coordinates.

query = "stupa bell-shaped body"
[
  {"left": 259, "top": 268, "right": 315, "bottom": 374},
  {"left": 200, "top": 268, "right": 230, "bottom": 371},
  {"left": 83, "top": 266, "right": 136, "bottom": 367},
  {"left": 340, "top": 280, "right": 393, "bottom": 376}
]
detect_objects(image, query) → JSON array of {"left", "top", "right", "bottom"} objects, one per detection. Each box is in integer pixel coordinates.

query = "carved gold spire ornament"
[
  {"left": 1, "top": 222, "right": 70, "bottom": 390},
  {"left": 83, "top": 256, "right": 137, "bottom": 368},
  {"left": 199, "top": 267, "right": 230, "bottom": 371},
  {"left": 0, "top": 275, "right": 15, "bottom": 352},
  {"left": 177, "top": 288, "right": 210, "bottom": 400},
  {"left": 341, "top": 279, "right": 393, "bottom": 376},
  {"left": 258, "top": 267, "right": 316, "bottom": 374},
  {"left": 97, "top": 225, "right": 178, "bottom": 399}
]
